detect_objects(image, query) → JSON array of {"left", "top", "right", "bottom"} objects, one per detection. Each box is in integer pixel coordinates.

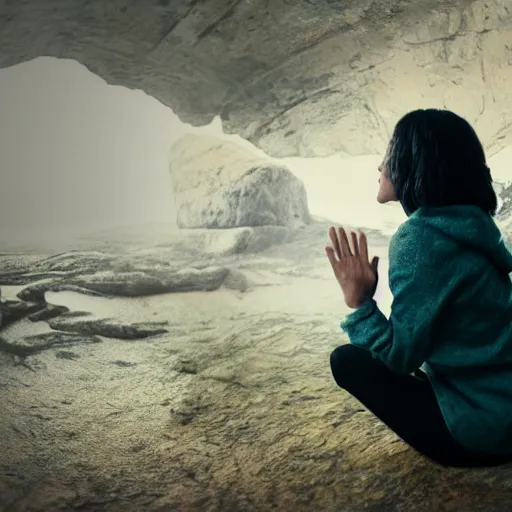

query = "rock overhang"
[{"left": 1, "top": 0, "right": 512, "bottom": 158}]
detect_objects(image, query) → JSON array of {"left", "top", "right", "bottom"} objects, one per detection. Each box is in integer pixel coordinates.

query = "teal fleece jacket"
[{"left": 341, "top": 205, "right": 512, "bottom": 455}]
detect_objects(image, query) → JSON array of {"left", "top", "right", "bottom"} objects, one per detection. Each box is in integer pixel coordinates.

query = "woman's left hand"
[{"left": 325, "top": 226, "right": 380, "bottom": 309}]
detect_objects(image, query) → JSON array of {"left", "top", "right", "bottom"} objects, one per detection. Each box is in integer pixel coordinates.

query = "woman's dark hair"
[{"left": 386, "top": 109, "right": 498, "bottom": 216}]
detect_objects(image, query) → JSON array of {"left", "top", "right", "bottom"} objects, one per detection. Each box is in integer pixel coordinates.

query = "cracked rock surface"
[{"left": 2, "top": 1, "right": 512, "bottom": 158}]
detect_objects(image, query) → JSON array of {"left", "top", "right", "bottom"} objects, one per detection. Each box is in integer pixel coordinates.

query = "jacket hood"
[{"left": 411, "top": 205, "right": 512, "bottom": 275}]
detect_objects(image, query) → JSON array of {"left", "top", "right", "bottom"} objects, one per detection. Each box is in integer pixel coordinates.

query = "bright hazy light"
[{"left": 0, "top": 57, "right": 510, "bottom": 246}]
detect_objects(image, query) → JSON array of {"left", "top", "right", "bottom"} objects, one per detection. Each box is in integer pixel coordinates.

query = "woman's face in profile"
[{"left": 377, "top": 144, "right": 398, "bottom": 204}]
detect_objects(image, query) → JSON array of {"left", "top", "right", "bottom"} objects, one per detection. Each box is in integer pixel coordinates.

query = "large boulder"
[{"left": 169, "top": 135, "right": 311, "bottom": 230}]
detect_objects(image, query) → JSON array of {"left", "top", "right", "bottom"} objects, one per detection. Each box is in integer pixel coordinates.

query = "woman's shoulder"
[
  {"left": 390, "top": 206, "right": 460, "bottom": 245},
  {"left": 388, "top": 213, "right": 446, "bottom": 267},
  {"left": 390, "top": 216, "right": 428, "bottom": 249}
]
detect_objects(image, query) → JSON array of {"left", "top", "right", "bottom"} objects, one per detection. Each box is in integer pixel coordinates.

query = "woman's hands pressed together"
[{"left": 325, "top": 227, "right": 380, "bottom": 309}]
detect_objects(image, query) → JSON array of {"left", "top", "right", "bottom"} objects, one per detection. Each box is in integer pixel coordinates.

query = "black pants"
[{"left": 330, "top": 344, "right": 512, "bottom": 468}]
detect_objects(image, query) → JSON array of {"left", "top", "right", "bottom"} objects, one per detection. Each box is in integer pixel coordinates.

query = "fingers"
[
  {"left": 371, "top": 256, "right": 380, "bottom": 272},
  {"left": 350, "top": 231, "right": 359, "bottom": 256},
  {"left": 325, "top": 246, "right": 338, "bottom": 269},
  {"left": 329, "top": 227, "right": 342, "bottom": 260},
  {"left": 336, "top": 227, "right": 352, "bottom": 258},
  {"left": 328, "top": 227, "right": 370, "bottom": 261},
  {"left": 359, "top": 231, "right": 369, "bottom": 262}
]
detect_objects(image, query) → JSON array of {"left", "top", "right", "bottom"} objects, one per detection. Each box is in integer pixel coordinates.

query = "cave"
[{"left": 1, "top": 1, "right": 512, "bottom": 511}]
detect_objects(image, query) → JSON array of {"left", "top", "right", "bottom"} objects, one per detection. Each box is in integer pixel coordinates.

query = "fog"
[{"left": 3, "top": 57, "right": 509, "bottom": 247}]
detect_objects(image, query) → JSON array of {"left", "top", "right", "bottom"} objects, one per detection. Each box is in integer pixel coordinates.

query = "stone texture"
[
  {"left": 497, "top": 181, "right": 512, "bottom": 221},
  {"left": 0, "top": 331, "right": 102, "bottom": 357},
  {"left": 2, "top": 223, "right": 512, "bottom": 512},
  {"left": 496, "top": 182, "right": 512, "bottom": 250},
  {"left": 170, "top": 134, "right": 310, "bottom": 229},
  {"left": 2, "top": 1, "right": 512, "bottom": 158},
  {"left": 16, "top": 283, "right": 105, "bottom": 302},
  {"left": 16, "top": 267, "right": 231, "bottom": 300},
  {"left": 47, "top": 317, "right": 169, "bottom": 340},
  {"left": 0, "top": 252, "right": 118, "bottom": 285},
  {"left": 28, "top": 304, "right": 70, "bottom": 322},
  {"left": 499, "top": 216, "right": 512, "bottom": 250},
  {"left": 175, "top": 226, "right": 291, "bottom": 256},
  {"left": 0, "top": 299, "right": 46, "bottom": 328}
]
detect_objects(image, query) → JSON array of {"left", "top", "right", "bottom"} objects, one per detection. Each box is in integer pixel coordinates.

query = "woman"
[{"left": 327, "top": 109, "right": 512, "bottom": 468}]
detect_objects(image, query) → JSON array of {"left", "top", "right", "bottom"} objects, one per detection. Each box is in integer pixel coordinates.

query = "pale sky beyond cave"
[{"left": 1, "top": 57, "right": 511, "bottom": 244}]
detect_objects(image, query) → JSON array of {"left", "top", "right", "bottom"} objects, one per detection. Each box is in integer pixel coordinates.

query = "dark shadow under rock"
[
  {"left": 68, "top": 271, "right": 185, "bottom": 296},
  {"left": 0, "top": 332, "right": 102, "bottom": 357},
  {"left": 17, "top": 283, "right": 105, "bottom": 302},
  {"left": 112, "top": 360, "right": 137, "bottom": 367},
  {"left": 47, "top": 317, "right": 169, "bottom": 340},
  {"left": 223, "top": 269, "right": 250, "bottom": 292},
  {"left": 1, "top": 300, "right": 47, "bottom": 329},
  {"left": 28, "top": 304, "right": 70, "bottom": 322},
  {"left": 55, "top": 350, "right": 81, "bottom": 360},
  {"left": 59, "top": 311, "right": 92, "bottom": 319}
]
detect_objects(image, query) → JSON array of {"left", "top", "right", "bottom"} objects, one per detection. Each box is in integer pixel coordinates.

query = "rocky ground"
[{"left": 1, "top": 220, "right": 512, "bottom": 512}]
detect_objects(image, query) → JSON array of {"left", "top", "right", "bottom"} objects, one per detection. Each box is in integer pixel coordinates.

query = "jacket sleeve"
[{"left": 340, "top": 221, "right": 452, "bottom": 374}]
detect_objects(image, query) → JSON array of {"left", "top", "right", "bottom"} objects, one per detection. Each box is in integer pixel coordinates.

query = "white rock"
[{"left": 169, "top": 135, "right": 310, "bottom": 230}]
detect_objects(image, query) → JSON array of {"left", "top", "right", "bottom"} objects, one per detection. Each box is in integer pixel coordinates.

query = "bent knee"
[
  {"left": 330, "top": 343, "right": 362, "bottom": 367},
  {"left": 330, "top": 344, "right": 370, "bottom": 388}
]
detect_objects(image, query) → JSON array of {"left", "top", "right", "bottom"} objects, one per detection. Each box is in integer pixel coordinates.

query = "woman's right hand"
[{"left": 325, "top": 226, "right": 380, "bottom": 308}]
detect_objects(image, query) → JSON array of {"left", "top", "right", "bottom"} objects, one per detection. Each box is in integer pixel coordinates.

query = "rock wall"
[
  {"left": 498, "top": 181, "right": 512, "bottom": 220},
  {"left": 2, "top": 1, "right": 512, "bottom": 158}
]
